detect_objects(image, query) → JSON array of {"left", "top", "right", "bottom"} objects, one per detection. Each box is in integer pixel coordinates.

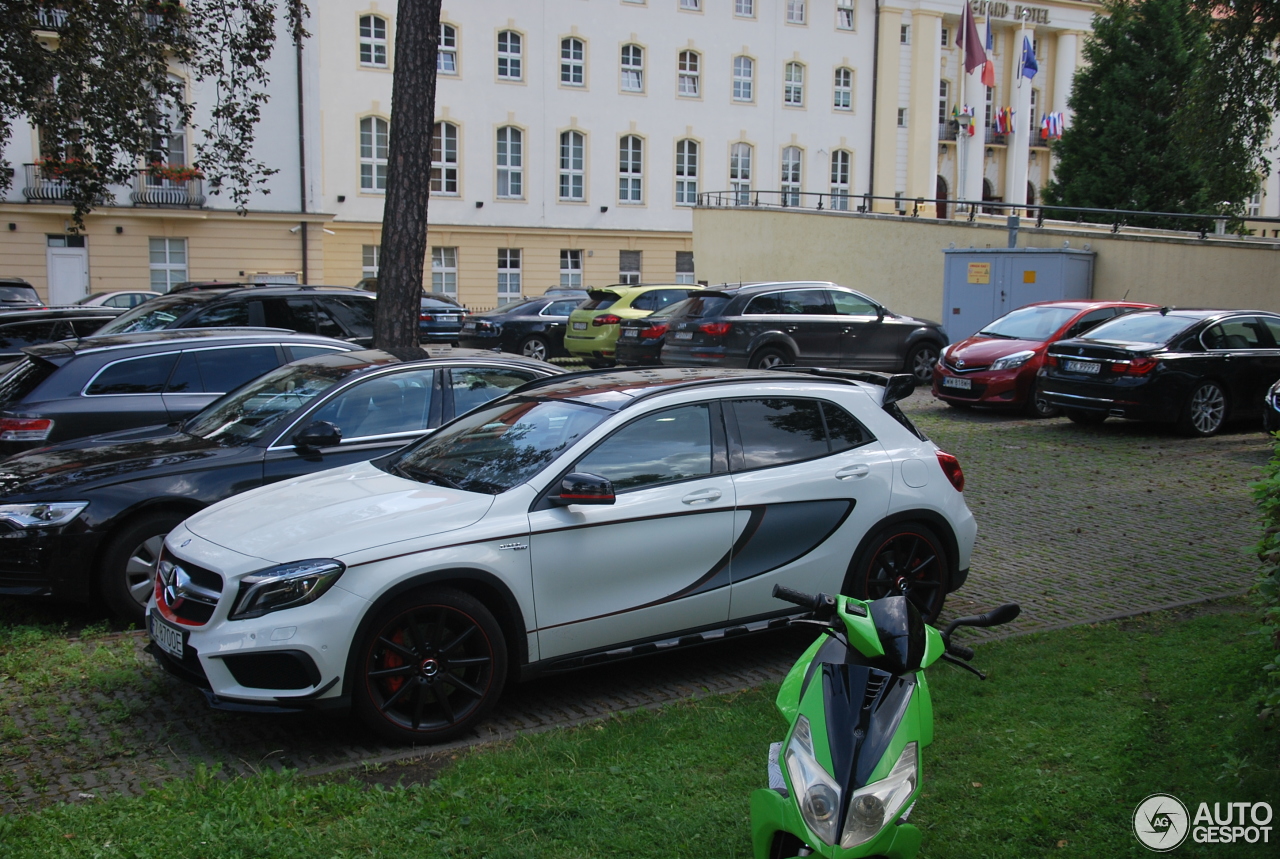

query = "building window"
[
  {"left": 940, "top": 27, "right": 950, "bottom": 47},
  {"left": 146, "top": 75, "right": 187, "bottom": 188},
  {"left": 149, "top": 237, "right": 187, "bottom": 292},
  {"left": 561, "top": 38, "right": 585, "bottom": 86},
  {"left": 559, "top": 130, "right": 586, "bottom": 201},
  {"left": 619, "top": 250, "right": 641, "bottom": 285},
  {"left": 1248, "top": 190, "right": 1262, "bottom": 217},
  {"left": 560, "top": 249, "right": 583, "bottom": 288},
  {"left": 675, "top": 139, "right": 698, "bottom": 205},
  {"left": 621, "top": 44, "right": 644, "bottom": 92},
  {"left": 678, "top": 50, "right": 700, "bottom": 97},
  {"left": 784, "top": 62, "right": 804, "bottom": 107},
  {"left": 1029, "top": 88, "right": 1039, "bottom": 134},
  {"left": 830, "top": 149, "right": 851, "bottom": 210},
  {"left": 497, "top": 30, "right": 522, "bottom": 80},
  {"left": 359, "top": 116, "right": 389, "bottom": 193},
  {"left": 894, "top": 192, "right": 905, "bottom": 214},
  {"left": 431, "top": 122, "right": 459, "bottom": 195},
  {"left": 834, "top": 67, "right": 853, "bottom": 110},
  {"left": 619, "top": 135, "right": 643, "bottom": 204},
  {"left": 985, "top": 86, "right": 994, "bottom": 128},
  {"left": 498, "top": 248, "right": 522, "bottom": 299},
  {"left": 362, "top": 244, "right": 380, "bottom": 281},
  {"left": 432, "top": 247, "right": 458, "bottom": 295},
  {"left": 675, "top": 250, "right": 695, "bottom": 284},
  {"left": 938, "top": 80, "right": 950, "bottom": 124},
  {"left": 733, "top": 56, "right": 755, "bottom": 101},
  {"left": 786, "top": 0, "right": 806, "bottom": 25},
  {"left": 359, "top": 15, "right": 388, "bottom": 68},
  {"left": 730, "top": 142, "right": 752, "bottom": 204},
  {"left": 837, "top": 0, "right": 855, "bottom": 30},
  {"left": 680, "top": 0, "right": 701, "bottom": 10},
  {"left": 900, "top": 24, "right": 910, "bottom": 44},
  {"left": 735, "top": 0, "right": 754, "bottom": 17},
  {"left": 496, "top": 126, "right": 523, "bottom": 199},
  {"left": 780, "top": 146, "right": 802, "bottom": 206},
  {"left": 439, "top": 23, "right": 458, "bottom": 74},
  {"left": 897, "top": 107, "right": 907, "bottom": 127}
]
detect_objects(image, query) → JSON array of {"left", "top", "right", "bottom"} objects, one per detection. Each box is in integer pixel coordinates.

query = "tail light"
[
  {"left": 0, "top": 417, "right": 53, "bottom": 442},
  {"left": 936, "top": 450, "right": 964, "bottom": 492},
  {"left": 419, "top": 314, "right": 434, "bottom": 321},
  {"left": 1044, "top": 354, "right": 1059, "bottom": 367},
  {"left": 699, "top": 322, "right": 732, "bottom": 337},
  {"left": 1110, "top": 356, "right": 1158, "bottom": 375},
  {"left": 641, "top": 324, "right": 669, "bottom": 340},
  {"left": 592, "top": 314, "right": 622, "bottom": 327}
]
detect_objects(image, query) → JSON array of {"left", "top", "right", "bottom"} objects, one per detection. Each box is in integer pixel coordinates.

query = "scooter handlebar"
[
  {"left": 947, "top": 643, "right": 975, "bottom": 661},
  {"left": 772, "top": 585, "right": 837, "bottom": 618}
]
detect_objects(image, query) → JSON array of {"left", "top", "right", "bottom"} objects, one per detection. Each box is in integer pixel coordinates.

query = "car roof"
[
  {"left": 1015, "top": 299, "right": 1157, "bottom": 312},
  {"left": 1118, "top": 307, "right": 1275, "bottom": 321},
  {"left": 168, "top": 282, "right": 364, "bottom": 295},
  {"left": 587, "top": 283, "right": 701, "bottom": 297},
  {"left": 0, "top": 306, "right": 123, "bottom": 320},
  {"left": 21, "top": 328, "right": 356, "bottom": 360},
  {"left": 698, "top": 281, "right": 867, "bottom": 298},
  {"left": 281, "top": 344, "right": 564, "bottom": 376}
]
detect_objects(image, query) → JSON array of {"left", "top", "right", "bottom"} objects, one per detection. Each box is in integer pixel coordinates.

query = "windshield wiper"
[
  {"left": 977, "top": 330, "right": 1016, "bottom": 339},
  {"left": 394, "top": 463, "right": 462, "bottom": 489}
]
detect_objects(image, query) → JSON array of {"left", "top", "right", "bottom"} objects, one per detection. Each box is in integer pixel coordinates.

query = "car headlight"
[
  {"left": 0, "top": 501, "right": 88, "bottom": 529},
  {"left": 784, "top": 716, "right": 843, "bottom": 846},
  {"left": 229, "top": 559, "right": 345, "bottom": 620},
  {"left": 840, "top": 742, "right": 919, "bottom": 849},
  {"left": 989, "top": 350, "right": 1035, "bottom": 371}
]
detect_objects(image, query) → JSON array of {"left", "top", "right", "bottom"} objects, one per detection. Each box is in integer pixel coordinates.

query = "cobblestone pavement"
[{"left": 1, "top": 397, "right": 1270, "bottom": 814}]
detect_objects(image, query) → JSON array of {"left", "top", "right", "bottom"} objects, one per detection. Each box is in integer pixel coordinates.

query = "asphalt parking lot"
[{"left": 1, "top": 395, "right": 1271, "bottom": 813}]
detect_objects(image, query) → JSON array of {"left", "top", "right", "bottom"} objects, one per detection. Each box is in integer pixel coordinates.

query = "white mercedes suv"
[{"left": 147, "top": 368, "right": 977, "bottom": 743}]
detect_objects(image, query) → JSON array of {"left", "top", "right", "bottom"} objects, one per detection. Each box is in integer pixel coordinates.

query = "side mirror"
[
  {"left": 551, "top": 472, "right": 615, "bottom": 506},
  {"left": 293, "top": 420, "right": 342, "bottom": 453}
]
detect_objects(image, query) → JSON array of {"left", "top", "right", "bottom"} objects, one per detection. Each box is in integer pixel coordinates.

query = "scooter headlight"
[
  {"left": 839, "top": 742, "right": 920, "bottom": 849},
  {"left": 784, "top": 716, "right": 843, "bottom": 846}
]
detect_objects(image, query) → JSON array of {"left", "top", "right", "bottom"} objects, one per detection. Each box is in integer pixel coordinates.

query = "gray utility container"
[{"left": 941, "top": 247, "right": 1096, "bottom": 342}]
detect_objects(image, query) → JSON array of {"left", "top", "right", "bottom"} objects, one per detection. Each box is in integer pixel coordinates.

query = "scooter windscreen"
[{"left": 869, "top": 595, "right": 927, "bottom": 675}]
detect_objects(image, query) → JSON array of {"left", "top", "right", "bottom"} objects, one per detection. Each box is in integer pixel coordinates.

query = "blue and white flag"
[{"left": 1021, "top": 35, "right": 1039, "bottom": 80}]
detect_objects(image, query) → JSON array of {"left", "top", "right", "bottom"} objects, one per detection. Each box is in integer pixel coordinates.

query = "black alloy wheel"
[
  {"left": 1178, "top": 380, "right": 1228, "bottom": 437},
  {"left": 99, "top": 510, "right": 189, "bottom": 623},
  {"left": 354, "top": 588, "right": 507, "bottom": 744},
  {"left": 905, "top": 343, "right": 942, "bottom": 384},
  {"left": 847, "top": 523, "right": 949, "bottom": 622},
  {"left": 750, "top": 347, "right": 792, "bottom": 370},
  {"left": 520, "top": 335, "right": 550, "bottom": 362},
  {"left": 1025, "top": 383, "right": 1062, "bottom": 418},
  {"left": 1065, "top": 408, "right": 1107, "bottom": 426}
]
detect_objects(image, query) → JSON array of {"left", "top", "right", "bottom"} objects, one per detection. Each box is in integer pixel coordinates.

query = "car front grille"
[{"left": 157, "top": 550, "right": 224, "bottom": 625}]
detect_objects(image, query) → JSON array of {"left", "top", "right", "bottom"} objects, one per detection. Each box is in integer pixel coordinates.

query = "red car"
[{"left": 933, "top": 300, "right": 1157, "bottom": 417}]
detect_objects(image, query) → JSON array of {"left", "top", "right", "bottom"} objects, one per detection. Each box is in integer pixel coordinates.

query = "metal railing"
[
  {"left": 22, "top": 163, "right": 73, "bottom": 201},
  {"left": 130, "top": 172, "right": 205, "bottom": 207},
  {"left": 35, "top": 7, "right": 68, "bottom": 29},
  {"left": 938, "top": 122, "right": 958, "bottom": 142}
]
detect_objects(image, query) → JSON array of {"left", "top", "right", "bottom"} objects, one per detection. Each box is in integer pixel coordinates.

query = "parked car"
[
  {"left": 0, "top": 305, "right": 127, "bottom": 365},
  {"left": 660, "top": 282, "right": 948, "bottom": 382},
  {"left": 458, "top": 293, "right": 586, "bottom": 360},
  {"left": 76, "top": 290, "right": 162, "bottom": 308},
  {"left": 419, "top": 293, "right": 468, "bottom": 344},
  {"left": 614, "top": 298, "right": 693, "bottom": 366},
  {"left": 0, "top": 348, "right": 560, "bottom": 621},
  {"left": 0, "top": 329, "right": 357, "bottom": 457},
  {"left": 933, "top": 300, "right": 1155, "bottom": 416},
  {"left": 564, "top": 284, "right": 703, "bottom": 367},
  {"left": 1040, "top": 307, "right": 1280, "bottom": 436},
  {"left": 0, "top": 278, "right": 43, "bottom": 307},
  {"left": 1264, "top": 378, "right": 1280, "bottom": 434},
  {"left": 94, "top": 284, "right": 377, "bottom": 347},
  {"left": 145, "top": 366, "right": 975, "bottom": 743}
]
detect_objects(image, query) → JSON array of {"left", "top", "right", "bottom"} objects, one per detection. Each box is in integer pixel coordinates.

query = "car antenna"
[
  {"left": 1121, "top": 289, "right": 1130, "bottom": 300},
  {"left": 1159, "top": 306, "right": 1169, "bottom": 315}
]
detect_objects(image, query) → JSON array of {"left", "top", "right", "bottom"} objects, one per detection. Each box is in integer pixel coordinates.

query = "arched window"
[
  {"left": 730, "top": 142, "right": 752, "bottom": 204},
  {"left": 833, "top": 67, "right": 853, "bottom": 110},
  {"left": 733, "top": 56, "right": 754, "bottom": 102},
  {"left": 678, "top": 50, "right": 700, "bottom": 97},
  {"left": 621, "top": 44, "right": 644, "bottom": 92},
  {"left": 431, "top": 122, "right": 459, "bottom": 195},
  {"left": 439, "top": 23, "right": 458, "bottom": 74},
  {"left": 675, "top": 139, "right": 698, "bottom": 205},
  {"left": 359, "top": 15, "right": 388, "bottom": 68},
  {"left": 497, "top": 30, "right": 522, "bottom": 80},
  {"left": 781, "top": 146, "right": 803, "bottom": 205},
  {"left": 785, "top": 62, "right": 805, "bottom": 106},
  {"left": 618, "top": 135, "right": 643, "bottom": 204},
  {"left": 561, "top": 38, "right": 585, "bottom": 86},
  {"left": 359, "top": 116, "right": 388, "bottom": 192},
  {"left": 559, "top": 130, "right": 585, "bottom": 200},
  {"left": 496, "top": 126, "right": 523, "bottom": 199},
  {"left": 830, "top": 149, "right": 851, "bottom": 209}
]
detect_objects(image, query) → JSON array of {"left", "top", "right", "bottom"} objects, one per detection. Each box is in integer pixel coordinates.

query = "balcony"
[
  {"left": 35, "top": 7, "right": 69, "bottom": 30},
  {"left": 131, "top": 170, "right": 205, "bottom": 207},
  {"left": 22, "top": 163, "right": 74, "bottom": 201}
]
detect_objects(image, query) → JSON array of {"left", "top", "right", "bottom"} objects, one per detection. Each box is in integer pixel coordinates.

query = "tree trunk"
[{"left": 373, "top": 0, "right": 441, "bottom": 350}]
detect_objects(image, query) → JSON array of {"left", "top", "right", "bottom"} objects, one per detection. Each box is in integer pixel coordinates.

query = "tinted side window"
[
  {"left": 260, "top": 298, "right": 304, "bottom": 331},
  {"left": 308, "top": 300, "right": 347, "bottom": 339},
  {"left": 829, "top": 291, "right": 878, "bottom": 316},
  {"left": 745, "top": 290, "right": 830, "bottom": 316},
  {"left": 309, "top": 369, "right": 436, "bottom": 440},
  {"left": 451, "top": 367, "right": 541, "bottom": 415},
  {"left": 575, "top": 403, "right": 712, "bottom": 491},
  {"left": 0, "top": 321, "right": 60, "bottom": 350},
  {"left": 69, "top": 317, "right": 113, "bottom": 338},
  {"left": 200, "top": 346, "right": 280, "bottom": 393},
  {"left": 822, "top": 402, "right": 875, "bottom": 452},
  {"left": 189, "top": 303, "right": 251, "bottom": 328},
  {"left": 731, "top": 398, "right": 830, "bottom": 468},
  {"left": 1066, "top": 308, "right": 1116, "bottom": 339},
  {"left": 544, "top": 300, "right": 580, "bottom": 316},
  {"left": 1203, "top": 318, "right": 1265, "bottom": 350},
  {"left": 324, "top": 297, "right": 375, "bottom": 339},
  {"left": 86, "top": 353, "right": 179, "bottom": 395},
  {"left": 287, "top": 345, "right": 347, "bottom": 362},
  {"left": 1260, "top": 318, "right": 1280, "bottom": 347}
]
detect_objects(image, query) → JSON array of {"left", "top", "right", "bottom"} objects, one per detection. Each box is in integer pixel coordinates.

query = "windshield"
[
  {"left": 648, "top": 298, "right": 692, "bottom": 319},
  {"left": 388, "top": 398, "right": 609, "bottom": 494},
  {"left": 96, "top": 296, "right": 206, "bottom": 334},
  {"left": 183, "top": 362, "right": 354, "bottom": 444},
  {"left": 678, "top": 294, "right": 732, "bottom": 319},
  {"left": 1081, "top": 313, "right": 1196, "bottom": 346},
  {"left": 979, "top": 305, "right": 1080, "bottom": 341}
]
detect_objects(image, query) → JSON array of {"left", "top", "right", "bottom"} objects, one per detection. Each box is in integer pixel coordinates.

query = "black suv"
[
  {"left": 0, "top": 329, "right": 357, "bottom": 456},
  {"left": 0, "top": 306, "right": 127, "bottom": 364},
  {"left": 93, "top": 284, "right": 376, "bottom": 346},
  {"left": 659, "top": 281, "right": 948, "bottom": 382},
  {"left": 0, "top": 278, "right": 42, "bottom": 307}
]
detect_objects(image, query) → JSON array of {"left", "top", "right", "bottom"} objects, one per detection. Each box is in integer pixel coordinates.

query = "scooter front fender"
[{"left": 750, "top": 787, "right": 923, "bottom": 859}]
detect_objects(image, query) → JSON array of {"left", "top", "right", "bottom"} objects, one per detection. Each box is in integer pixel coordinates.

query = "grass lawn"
[{"left": 1, "top": 603, "right": 1276, "bottom": 858}]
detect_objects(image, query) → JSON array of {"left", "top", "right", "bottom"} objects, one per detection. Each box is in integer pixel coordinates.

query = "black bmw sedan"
[
  {"left": 1040, "top": 307, "right": 1280, "bottom": 436},
  {"left": 0, "top": 348, "right": 560, "bottom": 621},
  {"left": 457, "top": 293, "right": 585, "bottom": 360}
]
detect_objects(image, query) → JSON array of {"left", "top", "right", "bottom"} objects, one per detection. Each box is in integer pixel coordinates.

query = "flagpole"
[{"left": 1009, "top": 9, "right": 1033, "bottom": 215}]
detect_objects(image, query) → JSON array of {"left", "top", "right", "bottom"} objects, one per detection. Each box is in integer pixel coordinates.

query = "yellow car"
[{"left": 564, "top": 283, "right": 702, "bottom": 367}]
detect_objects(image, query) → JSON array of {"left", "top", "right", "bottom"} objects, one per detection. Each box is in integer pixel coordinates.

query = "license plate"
[
  {"left": 437, "top": 315, "right": 458, "bottom": 323},
  {"left": 572, "top": 321, "right": 587, "bottom": 330},
  {"left": 461, "top": 322, "right": 475, "bottom": 331},
  {"left": 674, "top": 331, "right": 693, "bottom": 340},
  {"left": 942, "top": 376, "right": 972, "bottom": 390},
  {"left": 149, "top": 610, "right": 185, "bottom": 659},
  {"left": 1065, "top": 360, "right": 1101, "bottom": 374},
  {"left": 622, "top": 329, "right": 639, "bottom": 338}
]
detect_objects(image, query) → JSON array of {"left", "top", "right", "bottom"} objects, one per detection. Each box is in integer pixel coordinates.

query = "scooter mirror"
[{"left": 976, "top": 603, "right": 1021, "bottom": 627}]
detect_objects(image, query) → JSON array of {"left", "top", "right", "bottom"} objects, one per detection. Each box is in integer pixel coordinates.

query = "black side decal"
[{"left": 729, "top": 499, "right": 855, "bottom": 583}]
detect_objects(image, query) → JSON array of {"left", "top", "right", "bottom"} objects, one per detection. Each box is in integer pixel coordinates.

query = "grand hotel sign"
[{"left": 970, "top": 1, "right": 1053, "bottom": 25}]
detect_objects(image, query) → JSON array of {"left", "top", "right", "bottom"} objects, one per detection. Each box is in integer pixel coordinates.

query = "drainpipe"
[
  {"left": 295, "top": 26, "right": 308, "bottom": 284},
  {"left": 868, "top": 0, "right": 881, "bottom": 201}
]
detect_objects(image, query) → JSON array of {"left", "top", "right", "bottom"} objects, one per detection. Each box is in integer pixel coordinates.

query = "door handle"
[
  {"left": 835, "top": 464, "right": 870, "bottom": 480},
  {"left": 682, "top": 488, "right": 722, "bottom": 504}
]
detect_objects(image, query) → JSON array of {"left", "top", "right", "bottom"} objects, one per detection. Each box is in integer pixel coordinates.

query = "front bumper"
[
  {"left": 0, "top": 525, "right": 100, "bottom": 600},
  {"left": 932, "top": 365, "right": 1034, "bottom": 406}
]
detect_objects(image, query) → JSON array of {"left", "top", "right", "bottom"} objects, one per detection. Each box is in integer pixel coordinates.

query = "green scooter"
[{"left": 750, "top": 584, "right": 1020, "bottom": 858}]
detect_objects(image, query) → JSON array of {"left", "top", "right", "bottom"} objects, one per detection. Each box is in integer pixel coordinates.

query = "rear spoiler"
[{"left": 768, "top": 366, "right": 916, "bottom": 406}]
